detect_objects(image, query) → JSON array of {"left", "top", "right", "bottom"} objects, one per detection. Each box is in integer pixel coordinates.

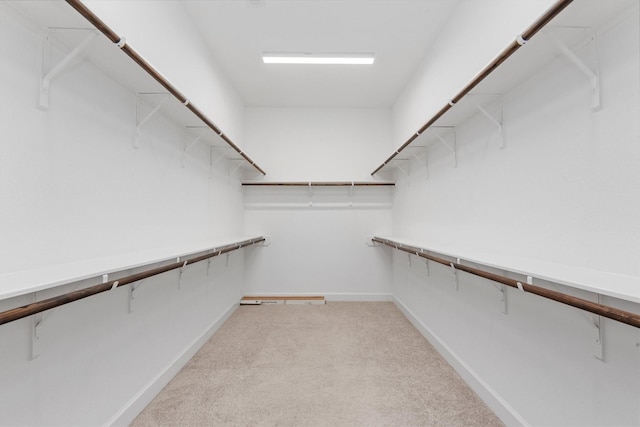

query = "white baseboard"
[
  {"left": 393, "top": 296, "right": 528, "bottom": 427},
  {"left": 242, "top": 292, "right": 393, "bottom": 302},
  {"left": 325, "top": 293, "right": 393, "bottom": 302},
  {"left": 105, "top": 301, "right": 240, "bottom": 427}
]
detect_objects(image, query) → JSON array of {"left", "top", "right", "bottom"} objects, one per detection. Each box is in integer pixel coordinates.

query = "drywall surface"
[
  {"left": 391, "top": 0, "right": 555, "bottom": 147},
  {"left": 243, "top": 108, "right": 393, "bottom": 298},
  {"left": 83, "top": 0, "right": 246, "bottom": 144},
  {"left": 244, "top": 107, "right": 393, "bottom": 182},
  {"left": 390, "top": 6, "right": 640, "bottom": 426},
  {"left": 0, "top": 5, "right": 246, "bottom": 425}
]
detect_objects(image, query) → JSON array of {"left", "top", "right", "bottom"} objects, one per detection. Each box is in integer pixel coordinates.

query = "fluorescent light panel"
[{"left": 263, "top": 52, "right": 375, "bottom": 65}]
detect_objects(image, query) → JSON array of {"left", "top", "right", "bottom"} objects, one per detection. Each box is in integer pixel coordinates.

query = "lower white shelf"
[
  {"left": 376, "top": 235, "right": 640, "bottom": 305},
  {"left": 0, "top": 236, "right": 264, "bottom": 301}
]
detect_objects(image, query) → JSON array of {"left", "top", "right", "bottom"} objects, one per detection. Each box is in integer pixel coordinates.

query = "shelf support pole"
[
  {"left": 135, "top": 93, "right": 170, "bottom": 148},
  {"left": 547, "top": 29, "right": 601, "bottom": 110},
  {"left": 38, "top": 30, "right": 97, "bottom": 110}
]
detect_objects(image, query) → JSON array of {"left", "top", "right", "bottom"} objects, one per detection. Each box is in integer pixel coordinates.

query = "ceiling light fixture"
[{"left": 262, "top": 52, "right": 375, "bottom": 65}]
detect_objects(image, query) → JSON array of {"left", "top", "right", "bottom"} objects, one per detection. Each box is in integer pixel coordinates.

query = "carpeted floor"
[{"left": 131, "top": 302, "right": 503, "bottom": 426}]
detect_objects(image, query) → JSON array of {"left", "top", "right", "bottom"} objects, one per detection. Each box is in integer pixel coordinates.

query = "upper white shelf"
[
  {"left": 377, "top": 235, "right": 640, "bottom": 305},
  {"left": 0, "top": 236, "right": 264, "bottom": 301},
  {"left": 372, "top": 0, "right": 638, "bottom": 173},
  {"left": 5, "top": 0, "right": 265, "bottom": 176}
]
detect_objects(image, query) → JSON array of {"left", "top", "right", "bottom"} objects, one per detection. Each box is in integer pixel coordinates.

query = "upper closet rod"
[
  {"left": 371, "top": 0, "right": 574, "bottom": 175},
  {"left": 0, "top": 237, "right": 265, "bottom": 327},
  {"left": 64, "top": 0, "right": 266, "bottom": 176},
  {"left": 242, "top": 182, "right": 395, "bottom": 186},
  {"left": 373, "top": 237, "right": 640, "bottom": 329}
]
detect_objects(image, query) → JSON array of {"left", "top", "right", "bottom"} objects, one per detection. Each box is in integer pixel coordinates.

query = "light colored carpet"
[{"left": 131, "top": 302, "right": 503, "bottom": 426}]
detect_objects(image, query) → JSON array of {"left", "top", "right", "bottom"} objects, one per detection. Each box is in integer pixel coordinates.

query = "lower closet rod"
[
  {"left": 373, "top": 237, "right": 640, "bottom": 329},
  {"left": 0, "top": 237, "right": 265, "bottom": 326}
]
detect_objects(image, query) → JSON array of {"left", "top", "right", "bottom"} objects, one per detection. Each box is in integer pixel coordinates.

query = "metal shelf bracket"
[
  {"left": 31, "top": 295, "right": 43, "bottom": 360},
  {"left": 349, "top": 182, "right": 354, "bottom": 207},
  {"left": 492, "top": 283, "right": 508, "bottom": 314},
  {"left": 177, "top": 258, "right": 187, "bottom": 289},
  {"left": 38, "top": 29, "right": 97, "bottom": 110},
  {"left": 578, "top": 293, "right": 604, "bottom": 361},
  {"left": 128, "top": 280, "right": 143, "bottom": 313},
  {"left": 411, "top": 152, "right": 429, "bottom": 179},
  {"left": 436, "top": 131, "right": 457, "bottom": 168},
  {"left": 546, "top": 27, "right": 601, "bottom": 110},
  {"left": 135, "top": 93, "right": 170, "bottom": 148},
  {"left": 450, "top": 259, "right": 459, "bottom": 291},
  {"left": 182, "top": 126, "right": 207, "bottom": 168},
  {"left": 392, "top": 159, "right": 410, "bottom": 179},
  {"left": 470, "top": 96, "right": 504, "bottom": 148}
]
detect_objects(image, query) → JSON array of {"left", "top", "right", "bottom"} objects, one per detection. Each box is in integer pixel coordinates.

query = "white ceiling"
[{"left": 182, "top": 0, "right": 460, "bottom": 108}]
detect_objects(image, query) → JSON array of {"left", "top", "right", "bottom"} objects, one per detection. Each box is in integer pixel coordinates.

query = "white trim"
[
  {"left": 325, "top": 292, "right": 392, "bottom": 302},
  {"left": 393, "top": 296, "right": 529, "bottom": 427},
  {"left": 104, "top": 301, "right": 240, "bottom": 427}
]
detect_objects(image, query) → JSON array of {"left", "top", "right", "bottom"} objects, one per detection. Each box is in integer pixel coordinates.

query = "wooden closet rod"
[
  {"left": 0, "top": 237, "right": 265, "bottom": 327},
  {"left": 64, "top": 0, "right": 266, "bottom": 176},
  {"left": 371, "top": 0, "right": 574, "bottom": 175},
  {"left": 242, "top": 182, "right": 395, "bottom": 186},
  {"left": 372, "top": 237, "right": 640, "bottom": 329}
]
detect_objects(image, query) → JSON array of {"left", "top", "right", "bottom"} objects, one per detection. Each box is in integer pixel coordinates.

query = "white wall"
[
  {"left": 243, "top": 108, "right": 393, "bottom": 298},
  {"left": 0, "top": 4, "right": 248, "bottom": 425},
  {"left": 83, "top": 0, "right": 246, "bottom": 145},
  {"left": 390, "top": 4, "right": 640, "bottom": 426},
  {"left": 392, "top": 0, "right": 555, "bottom": 146}
]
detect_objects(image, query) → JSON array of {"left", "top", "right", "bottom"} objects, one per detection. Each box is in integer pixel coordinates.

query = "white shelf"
[
  {"left": 376, "top": 236, "right": 640, "bottom": 305},
  {"left": 375, "top": 0, "right": 638, "bottom": 168},
  {"left": 4, "top": 0, "right": 264, "bottom": 175},
  {"left": 0, "top": 236, "right": 264, "bottom": 301},
  {"left": 243, "top": 181, "right": 394, "bottom": 209}
]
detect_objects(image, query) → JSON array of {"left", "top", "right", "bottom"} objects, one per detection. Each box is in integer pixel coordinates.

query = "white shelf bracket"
[
  {"left": 135, "top": 93, "right": 170, "bottom": 148},
  {"left": 128, "top": 280, "right": 144, "bottom": 313},
  {"left": 207, "top": 258, "right": 213, "bottom": 276},
  {"left": 226, "top": 252, "right": 231, "bottom": 267},
  {"left": 177, "top": 258, "right": 187, "bottom": 289},
  {"left": 38, "top": 29, "right": 97, "bottom": 110},
  {"left": 436, "top": 131, "right": 457, "bottom": 168},
  {"left": 547, "top": 28, "right": 601, "bottom": 110},
  {"left": 470, "top": 96, "right": 504, "bottom": 148},
  {"left": 424, "top": 258, "right": 430, "bottom": 276},
  {"left": 449, "top": 260, "right": 459, "bottom": 291},
  {"left": 411, "top": 152, "right": 429, "bottom": 179},
  {"left": 227, "top": 159, "right": 245, "bottom": 178},
  {"left": 577, "top": 293, "right": 604, "bottom": 361},
  {"left": 392, "top": 159, "right": 410, "bottom": 179},
  {"left": 592, "top": 314, "right": 604, "bottom": 361},
  {"left": 211, "top": 151, "right": 226, "bottom": 166},
  {"left": 349, "top": 182, "right": 354, "bottom": 207},
  {"left": 182, "top": 126, "right": 207, "bottom": 168},
  {"left": 308, "top": 181, "right": 313, "bottom": 206},
  {"left": 492, "top": 283, "right": 508, "bottom": 314},
  {"left": 31, "top": 292, "right": 43, "bottom": 360}
]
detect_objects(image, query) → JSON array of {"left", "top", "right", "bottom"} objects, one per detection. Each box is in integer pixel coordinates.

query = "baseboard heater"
[{"left": 241, "top": 296, "right": 325, "bottom": 305}]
